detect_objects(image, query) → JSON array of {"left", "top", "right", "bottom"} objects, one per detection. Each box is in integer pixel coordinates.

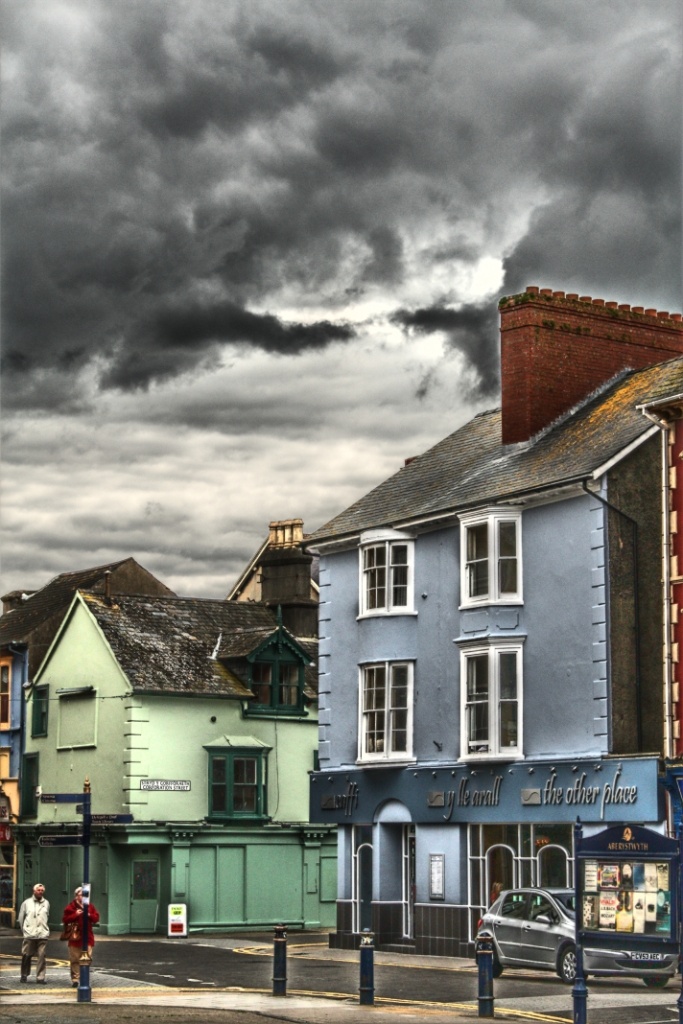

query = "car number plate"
[{"left": 630, "top": 952, "right": 663, "bottom": 962}]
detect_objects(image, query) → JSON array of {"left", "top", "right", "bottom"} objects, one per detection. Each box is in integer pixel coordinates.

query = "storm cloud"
[{"left": 1, "top": 0, "right": 680, "bottom": 597}]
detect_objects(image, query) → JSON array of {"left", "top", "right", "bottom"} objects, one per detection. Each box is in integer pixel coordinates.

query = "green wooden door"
[{"left": 131, "top": 858, "right": 159, "bottom": 932}]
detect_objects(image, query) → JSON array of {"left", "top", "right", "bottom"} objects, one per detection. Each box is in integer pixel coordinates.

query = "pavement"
[{"left": 12, "top": 929, "right": 683, "bottom": 1024}]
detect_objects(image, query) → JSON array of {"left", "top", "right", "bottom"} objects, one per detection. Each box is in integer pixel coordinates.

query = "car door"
[
  {"left": 522, "top": 892, "right": 563, "bottom": 967},
  {"left": 493, "top": 891, "right": 528, "bottom": 963}
]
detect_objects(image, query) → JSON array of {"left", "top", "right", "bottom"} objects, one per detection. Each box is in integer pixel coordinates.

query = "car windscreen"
[{"left": 552, "top": 892, "right": 576, "bottom": 915}]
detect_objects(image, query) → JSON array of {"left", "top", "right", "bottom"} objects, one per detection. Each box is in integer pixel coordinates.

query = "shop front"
[{"left": 311, "top": 755, "right": 665, "bottom": 957}]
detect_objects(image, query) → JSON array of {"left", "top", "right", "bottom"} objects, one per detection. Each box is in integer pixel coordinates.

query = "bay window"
[{"left": 359, "top": 530, "right": 414, "bottom": 616}]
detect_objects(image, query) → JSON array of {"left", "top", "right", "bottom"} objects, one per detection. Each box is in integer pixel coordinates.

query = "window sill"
[
  {"left": 459, "top": 598, "right": 523, "bottom": 611},
  {"left": 459, "top": 753, "right": 524, "bottom": 763},
  {"left": 243, "top": 707, "right": 308, "bottom": 718},
  {"left": 207, "top": 814, "right": 269, "bottom": 824},
  {"left": 355, "top": 757, "right": 417, "bottom": 768},
  {"left": 357, "top": 610, "right": 418, "bottom": 621}
]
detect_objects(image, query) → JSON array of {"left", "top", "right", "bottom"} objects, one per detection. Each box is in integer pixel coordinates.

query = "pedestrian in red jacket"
[{"left": 61, "top": 886, "right": 100, "bottom": 986}]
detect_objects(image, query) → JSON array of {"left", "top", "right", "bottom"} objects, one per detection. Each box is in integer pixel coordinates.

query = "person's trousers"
[
  {"left": 21, "top": 938, "right": 47, "bottom": 981},
  {"left": 68, "top": 943, "right": 93, "bottom": 981}
]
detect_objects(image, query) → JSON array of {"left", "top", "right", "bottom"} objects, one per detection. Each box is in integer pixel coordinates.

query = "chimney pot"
[
  {"left": 605, "top": 301, "right": 618, "bottom": 309},
  {"left": 657, "top": 311, "right": 670, "bottom": 319},
  {"left": 579, "top": 296, "right": 592, "bottom": 303},
  {"left": 540, "top": 288, "right": 552, "bottom": 296},
  {"left": 593, "top": 298, "right": 605, "bottom": 307},
  {"left": 552, "top": 291, "right": 565, "bottom": 298},
  {"left": 672, "top": 314, "right": 682, "bottom": 322},
  {"left": 526, "top": 285, "right": 539, "bottom": 294},
  {"left": 565, "top": 293, "right": 579, "bottom": 300},
  {"left": 632, "top": 306, "right": 644, "bottom": 313},
  {"left": 618, "top": 304, "right": 631, "bottom": 311},
  {"left": 645, "top": 308, "right": 657, "bottom": 316},
  {"left": 268, "top": 519, "right": 304, "bottom": 547}
]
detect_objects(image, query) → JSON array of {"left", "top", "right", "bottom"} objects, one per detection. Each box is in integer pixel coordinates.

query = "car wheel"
[
  {"left": 492, "top": 953, "right": 504, "bottom": 978},
  {"left": 642, "top": 975, "right": 669, "bottom": 988},
  {"left": 557, "top": 944, "right": 577, "bottom": 984}
]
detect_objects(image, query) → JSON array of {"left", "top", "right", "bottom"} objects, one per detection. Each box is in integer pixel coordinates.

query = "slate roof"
[
  {"left": 77, "top": 592, "right": 317, "bottom": 699},
  {"left": 0, "top": 557, "right": 174, "bottom": 646},
  {"left": 309, "top": 356, "right": 683, "bottom": 544}
]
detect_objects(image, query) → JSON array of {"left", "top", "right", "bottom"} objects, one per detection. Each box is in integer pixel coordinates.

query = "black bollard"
[
  {"left": 272, "top": 923, "right": 287, "bottom": 997},
  {"left": 359, "top": 929, "right": 375, "bottom": 1005},
  {"left": 475, "top": 930, "right": 494, "bottom": 1018},
  {"left": 572, "top": 942, "right": 588, "bottom": 1024}
]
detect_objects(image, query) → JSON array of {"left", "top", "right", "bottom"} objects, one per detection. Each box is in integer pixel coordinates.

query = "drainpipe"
[
  {"left": 581, "top": 482, "right": 642, "bottom": 750},
  {"left": 639, "top": 409, "right": 675, "bottom": 761}
]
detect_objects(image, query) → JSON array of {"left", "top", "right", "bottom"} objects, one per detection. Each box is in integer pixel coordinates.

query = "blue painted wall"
[{"left": 318, "top": 491, "right": 605, "bottom": 774}]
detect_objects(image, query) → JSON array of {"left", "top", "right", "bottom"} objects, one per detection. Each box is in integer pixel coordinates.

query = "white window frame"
[
  {"left": 358, "top": 660, "right": 415, "bottom": 763},
  {"left": 459, "top": 508, "right": 522, "bottom": 607},
  {"left": 459, "top": 640, "right": 523, "bottom": 760},
  {"left": 358, "top": 529, "right": 415, "bottom": 618}
]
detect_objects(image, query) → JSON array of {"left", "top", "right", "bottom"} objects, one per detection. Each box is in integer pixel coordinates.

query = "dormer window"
[
  {"left": 459, "top": 509, "right": 522, "bottom": 607},
  {"left": 243, "top": 625, "right": 311, "bottom": 717}
]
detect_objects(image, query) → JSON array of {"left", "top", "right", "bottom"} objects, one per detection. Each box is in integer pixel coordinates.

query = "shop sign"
[
  {"left": 312, "top": 757, "right": 659, "bottom": 825},
  {"left": 520, "top": 765, "right": 637, "bottom": 818}
]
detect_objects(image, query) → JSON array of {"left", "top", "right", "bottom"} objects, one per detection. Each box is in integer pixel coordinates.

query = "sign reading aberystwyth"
[{"left": 140, "top": 780, "right": 191, "bottom": 791}]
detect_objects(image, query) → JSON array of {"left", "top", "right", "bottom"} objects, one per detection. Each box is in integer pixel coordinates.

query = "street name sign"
[
  {"left": 38, "top": 835, "right": 83, "bottom": 847},
  {"left": 41, "top": 793, "right": 85, "bottom": 804},
  {"left": 90, "top": 814, "right": 134, "bottom": 824}
]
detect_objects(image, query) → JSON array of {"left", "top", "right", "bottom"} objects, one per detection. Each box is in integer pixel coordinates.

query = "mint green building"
[{"left": 18, "top": 590, "right": 335, "bottom": 934}]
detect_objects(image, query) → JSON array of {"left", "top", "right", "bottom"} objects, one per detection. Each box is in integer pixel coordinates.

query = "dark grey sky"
[{"left": 2, "top": 0, "right": 681, "bottom": 597}]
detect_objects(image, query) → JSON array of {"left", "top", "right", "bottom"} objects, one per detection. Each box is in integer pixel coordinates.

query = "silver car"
[{"left": 477, "top": 887, "right": 676, "bottom": 987}]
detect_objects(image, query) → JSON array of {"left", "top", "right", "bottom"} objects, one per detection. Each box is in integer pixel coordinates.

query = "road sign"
[
  {"left": 38, "top": 835, "right": 83, "bottom": 847},
  {"left": 90, "top": 814, "right": 134, "bottom": 824},
  {"left": 41, "top": 793, "right": 85, "bottom": 803}
]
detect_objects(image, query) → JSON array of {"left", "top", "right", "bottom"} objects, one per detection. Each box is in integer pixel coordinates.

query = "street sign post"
[
  {"left": 78, "top": 780, "right": 92, "bottom": 1004},
  {"left": 38, "top": 781, "right": 134, "bottom": 1002}
]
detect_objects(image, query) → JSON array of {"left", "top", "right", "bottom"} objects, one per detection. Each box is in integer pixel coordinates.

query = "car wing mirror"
[{"left": 535, "top": 913, "right": 552, "bottom": 925}]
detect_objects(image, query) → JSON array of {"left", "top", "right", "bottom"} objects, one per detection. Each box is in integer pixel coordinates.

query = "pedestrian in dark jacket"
[{"left": 62, "top": 886, "right": 100, "bottom": 986}]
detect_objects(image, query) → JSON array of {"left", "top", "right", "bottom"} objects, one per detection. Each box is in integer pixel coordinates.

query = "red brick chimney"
[{"left": 500, "top": 287, "right": 683, "bottom": 445}]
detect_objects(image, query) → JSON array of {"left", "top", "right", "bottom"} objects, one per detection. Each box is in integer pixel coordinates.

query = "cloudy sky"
[{"left": 1, "top": 0, "right": 681, "bottom": 599}]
